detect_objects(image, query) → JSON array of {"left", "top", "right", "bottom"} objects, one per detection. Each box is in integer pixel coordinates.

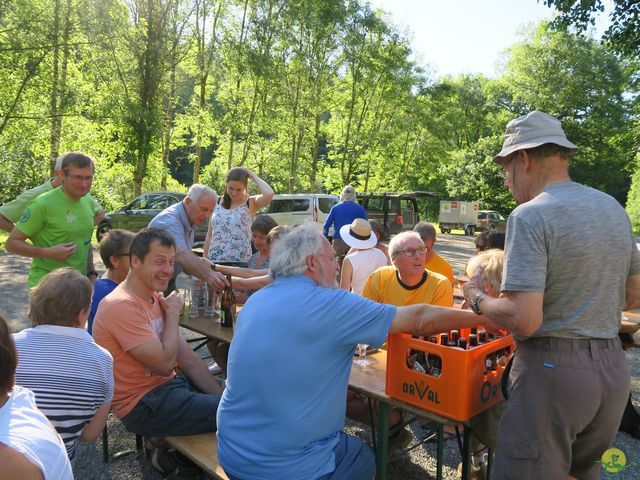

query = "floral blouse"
[{"left": 207, "top": 200, "right": 253, "bottom": 263}]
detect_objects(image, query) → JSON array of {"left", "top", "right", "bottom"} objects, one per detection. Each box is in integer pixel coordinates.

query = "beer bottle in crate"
[{"left": 220, "top": 275, "right": 235, "bottom": 328}]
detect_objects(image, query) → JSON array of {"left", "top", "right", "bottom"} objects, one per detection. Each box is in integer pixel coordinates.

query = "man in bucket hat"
[{"left": 463, "top": 111, "right": 640, "bottom": 479}]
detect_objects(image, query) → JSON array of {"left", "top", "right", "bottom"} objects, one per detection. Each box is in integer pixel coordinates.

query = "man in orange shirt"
[
  {"left": 413, "top": 221, "right": 455, "bottom": 285},
  {"left": 93, "top": 228, "right": 222, "bottom": 474}
]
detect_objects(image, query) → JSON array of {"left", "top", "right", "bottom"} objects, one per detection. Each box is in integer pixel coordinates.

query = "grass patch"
[{"left": 0, "top": 230, "right": 8, "bottom": 253}]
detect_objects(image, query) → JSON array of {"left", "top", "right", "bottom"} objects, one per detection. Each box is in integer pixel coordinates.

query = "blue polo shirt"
[
  {"left": 148, "top": 201, "right": 194, "bottom": 280},
  {"left": 323, "top": 201, "right": 367, "bottom": 239},
  {"left": 217, "top": 275, "right": 396, "bottom": 480}
]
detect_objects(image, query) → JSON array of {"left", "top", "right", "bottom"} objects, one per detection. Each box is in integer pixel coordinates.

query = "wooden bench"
[{"left": 166, "top": 433, "right": 228, "bottom": 479}]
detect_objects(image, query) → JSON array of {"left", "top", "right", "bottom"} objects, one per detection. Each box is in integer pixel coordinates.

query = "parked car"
[
  {"left": 96, "top": 192, "right": 208, "bottom": 243},
  {"left": 357, "top": 191, "right": 439, "bottom": 240},
  {"left": 476, "top": 210, "right": 507, "bottom": 232},
  {"left": 261, "top": 194, "right": 339, "bottom": 233}
]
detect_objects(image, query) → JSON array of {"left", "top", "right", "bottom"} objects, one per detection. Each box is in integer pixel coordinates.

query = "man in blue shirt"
[
  {"left": 149, "top": 184, "right": 226, "bottom": 294},
  {"left": 217, "top": 225, "right": 487, "bottom": 480},
  {"left": 322, "top": 185, "right": 367, "bottom": 263}
]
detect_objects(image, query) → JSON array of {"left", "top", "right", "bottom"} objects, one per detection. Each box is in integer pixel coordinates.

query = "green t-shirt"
[{"left": 16, "top": 188, "right": 98, "bottom": 287}]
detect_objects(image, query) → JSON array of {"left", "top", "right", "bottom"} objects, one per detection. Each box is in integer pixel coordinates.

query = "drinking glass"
[{"left": 353, "top": 343, "right": 374, "bottom": 367}]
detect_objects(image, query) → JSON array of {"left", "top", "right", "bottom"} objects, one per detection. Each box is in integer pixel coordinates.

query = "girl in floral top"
[{"left": 204, "top": 167, "right": 274, "bottom": 267}]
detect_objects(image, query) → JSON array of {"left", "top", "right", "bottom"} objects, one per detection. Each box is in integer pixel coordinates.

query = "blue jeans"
[{"left": 317, "top": 433, "right": 375, "bottom": 480}]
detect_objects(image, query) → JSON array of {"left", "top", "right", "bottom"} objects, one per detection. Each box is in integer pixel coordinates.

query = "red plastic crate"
[{"left": 385, "top": 331, "right": 515, "bottom": 421}]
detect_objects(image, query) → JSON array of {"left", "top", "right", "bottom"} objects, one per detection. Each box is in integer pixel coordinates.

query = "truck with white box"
[{"left": 438, "top": 200, "right": 479, "bottom": 235}]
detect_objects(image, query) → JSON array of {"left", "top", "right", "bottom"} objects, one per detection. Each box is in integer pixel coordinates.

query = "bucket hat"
[
  {"left": 494, "top": 111, "right": 577, "bottom": 164},
  {"left": 340, "top": 218, "right": 377, "bottom": 249}
]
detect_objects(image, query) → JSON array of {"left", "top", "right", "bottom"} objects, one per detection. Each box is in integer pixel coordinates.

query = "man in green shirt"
[
  {"left": 0, "top": 157, "right": 104, "bottom": 233},
  {"left": 6, "top": 152, "right": 100, "bottom": 287}
]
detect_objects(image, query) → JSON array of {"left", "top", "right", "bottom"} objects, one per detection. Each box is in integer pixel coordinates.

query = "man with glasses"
[
  {"left": 362, "top": 231, "right": 453, "bottom": 309},
  {"left": 355, "top": 230, "right": 453, "bottom": 448},
  {"left": 6, "top": 152, "right": 102, "bottom": 287},
  {"left": 463, "top": 111, "right": 640, "bottom": 479}
]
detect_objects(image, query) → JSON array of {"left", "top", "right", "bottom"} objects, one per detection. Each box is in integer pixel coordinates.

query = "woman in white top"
[
  {"left": 0, "top": 314, "right": 73, "bottom": 480},
  {"left": 204, "top": 167, "right": 274, "bottom": 267},
  {"left": 339, "top": 219, "right": 389, "bottom": 295}
]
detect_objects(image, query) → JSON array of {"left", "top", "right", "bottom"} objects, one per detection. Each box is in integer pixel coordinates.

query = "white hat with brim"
[
  {"left": 340, "top": 218, "right": 377, "bottom": 250},
  {"left": 493, "top": 110, "right": 578, "bottom": 164}
]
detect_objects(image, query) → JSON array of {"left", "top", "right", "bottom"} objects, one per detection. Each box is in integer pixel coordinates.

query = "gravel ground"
[{"left": 1, "top": 233, "right": 639, "bottom": 479}]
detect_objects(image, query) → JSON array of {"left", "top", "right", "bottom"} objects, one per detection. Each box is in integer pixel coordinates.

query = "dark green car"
[{"left": 96, "top": 192, "right": 208, "bottom": 244}]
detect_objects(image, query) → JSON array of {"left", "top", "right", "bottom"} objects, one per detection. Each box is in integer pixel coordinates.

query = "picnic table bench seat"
[{"left": 166, "top": 432, "right": 228, "bottom": 479}]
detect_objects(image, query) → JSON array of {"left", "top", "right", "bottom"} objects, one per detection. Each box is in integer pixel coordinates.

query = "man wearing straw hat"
[
  {"left": 340, "top": 218, "right": 388, "bottom": 295},
  {"left": 462, "top": 111, "right": 640, "bottom": 479}
]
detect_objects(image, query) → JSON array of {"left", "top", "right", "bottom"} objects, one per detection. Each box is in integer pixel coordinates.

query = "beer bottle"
[
  {"left": 448, "top": 330, "right": 459, "bottom": 347},
  {"left": 478, "top": 331, "right": 487, "bottom": 344},
  {"left": 220, "top": 275, "right": 235, "bottom": 328},
  {"left": 439, "top": 333, "right": 449, "bottom": 346},
  {"left": 457, "top": 337, "right": 468, "bottom": 350},
  {"left": 428, "top": 354, "right": 442, "bottom": 377},
  {"left": 468, "top": 334, "right": 478, "bottom": 349},
  {"left": 428, "top": 336, "right": 438, "bottom": 344}
]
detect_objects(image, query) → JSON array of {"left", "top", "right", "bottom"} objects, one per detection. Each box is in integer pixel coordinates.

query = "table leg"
[
  {"left": 376, "top": 403, "right": 389, "bottom": 480},
  {"left": 436, "top": 424, "right": 444, "bottom": 480},
  {"left": 461, "top": 426, "right": 471, "bottom": 479}
]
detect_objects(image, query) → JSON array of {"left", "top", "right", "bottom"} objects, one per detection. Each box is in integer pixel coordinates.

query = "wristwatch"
[
  {"left": 87, "top": 270, "right": 98, "bottom": 278},
  {"left": 470, "top": 290, "right": 485, "bottom": 315}
]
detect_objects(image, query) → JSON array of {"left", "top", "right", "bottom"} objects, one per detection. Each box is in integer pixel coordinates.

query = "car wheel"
[
  {"left": 440, "top": 227, "right": 447, "bottom": 234},
  {"left": 96, "top": 221, "right": 111, "bottom": 242}
]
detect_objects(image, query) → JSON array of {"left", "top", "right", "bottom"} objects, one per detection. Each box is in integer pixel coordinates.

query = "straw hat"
[{"left": 340, "top": 218, "right": 377, "bottom": 249}]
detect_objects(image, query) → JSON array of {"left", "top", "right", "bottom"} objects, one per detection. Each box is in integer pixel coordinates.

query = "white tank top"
[
  {"left": 344, "top": 248, "right": 389, "bottom": 295},
  {"left": 0, "top": 385, "right": 73, "bottom": 479}
]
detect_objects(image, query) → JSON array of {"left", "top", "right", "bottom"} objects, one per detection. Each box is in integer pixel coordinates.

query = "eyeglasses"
[
  {"left": 65, "top": 173, "right": 94, "bottom": 182},
  {"left": 317, "top": 253, "right": 339, "bottom": 264},
  {"left": 396, "top": 247, "right": 427, "bottom": 258}
]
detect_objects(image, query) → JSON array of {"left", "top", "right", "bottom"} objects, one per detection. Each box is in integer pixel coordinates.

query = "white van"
[{"left": 263, "top": 194, "right": 339, "bottom": 233}]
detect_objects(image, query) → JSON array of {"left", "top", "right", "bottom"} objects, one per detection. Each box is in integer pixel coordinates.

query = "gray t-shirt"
[
  {"left": 148, "top": 201, "right": 194, "bottom": 280},
  {"left": 503, "top": 181, "right": 640, "bottom": 340}
]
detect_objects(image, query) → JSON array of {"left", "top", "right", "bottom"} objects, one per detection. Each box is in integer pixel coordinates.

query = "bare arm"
[
  {"left": 232, "top": 274, "right": 273, "bottom": 290},
  {"left": 214, "top": 263, "right": 268, "bottom": 278},
  {"left": 127, "top": 292, "right": 182, "bottom": 376},
  {"left": 79, "top": 402, "right": 111, "bottom": 441},
  {"left": 94, "top": 210, "right": 105, "bottom": 226},
  {"left": 175, "top": 245, "right": 227, "bottom": 291},
  {"left": 0, "top": 213, "right": 14, "bottom": 233},
  {"left": 203, "top": 218, "right": 213, "bottom": 260},
  {"left": 624, "top": 273, "right": 640, "bottom": 311},
  {"left": 389, "top": 304, "right": 496, "bottom": 337},
  {"left": 247, "top": 169, "right": 274, "bottom": 214},
  {"left": 6, "top": 227, "right": 76, "bottom": 261},
  {"left": 0, "top": 443, "right": 44, "bottom": 480},
  {"left": 176, "top": 337, "right": 223, "bottom": 395},
  {"left": 462, "top": 267, "right": 543, "bottom": 338},
  {"left": 340, "top": 257, "right": 353, "bottom": 291}
]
